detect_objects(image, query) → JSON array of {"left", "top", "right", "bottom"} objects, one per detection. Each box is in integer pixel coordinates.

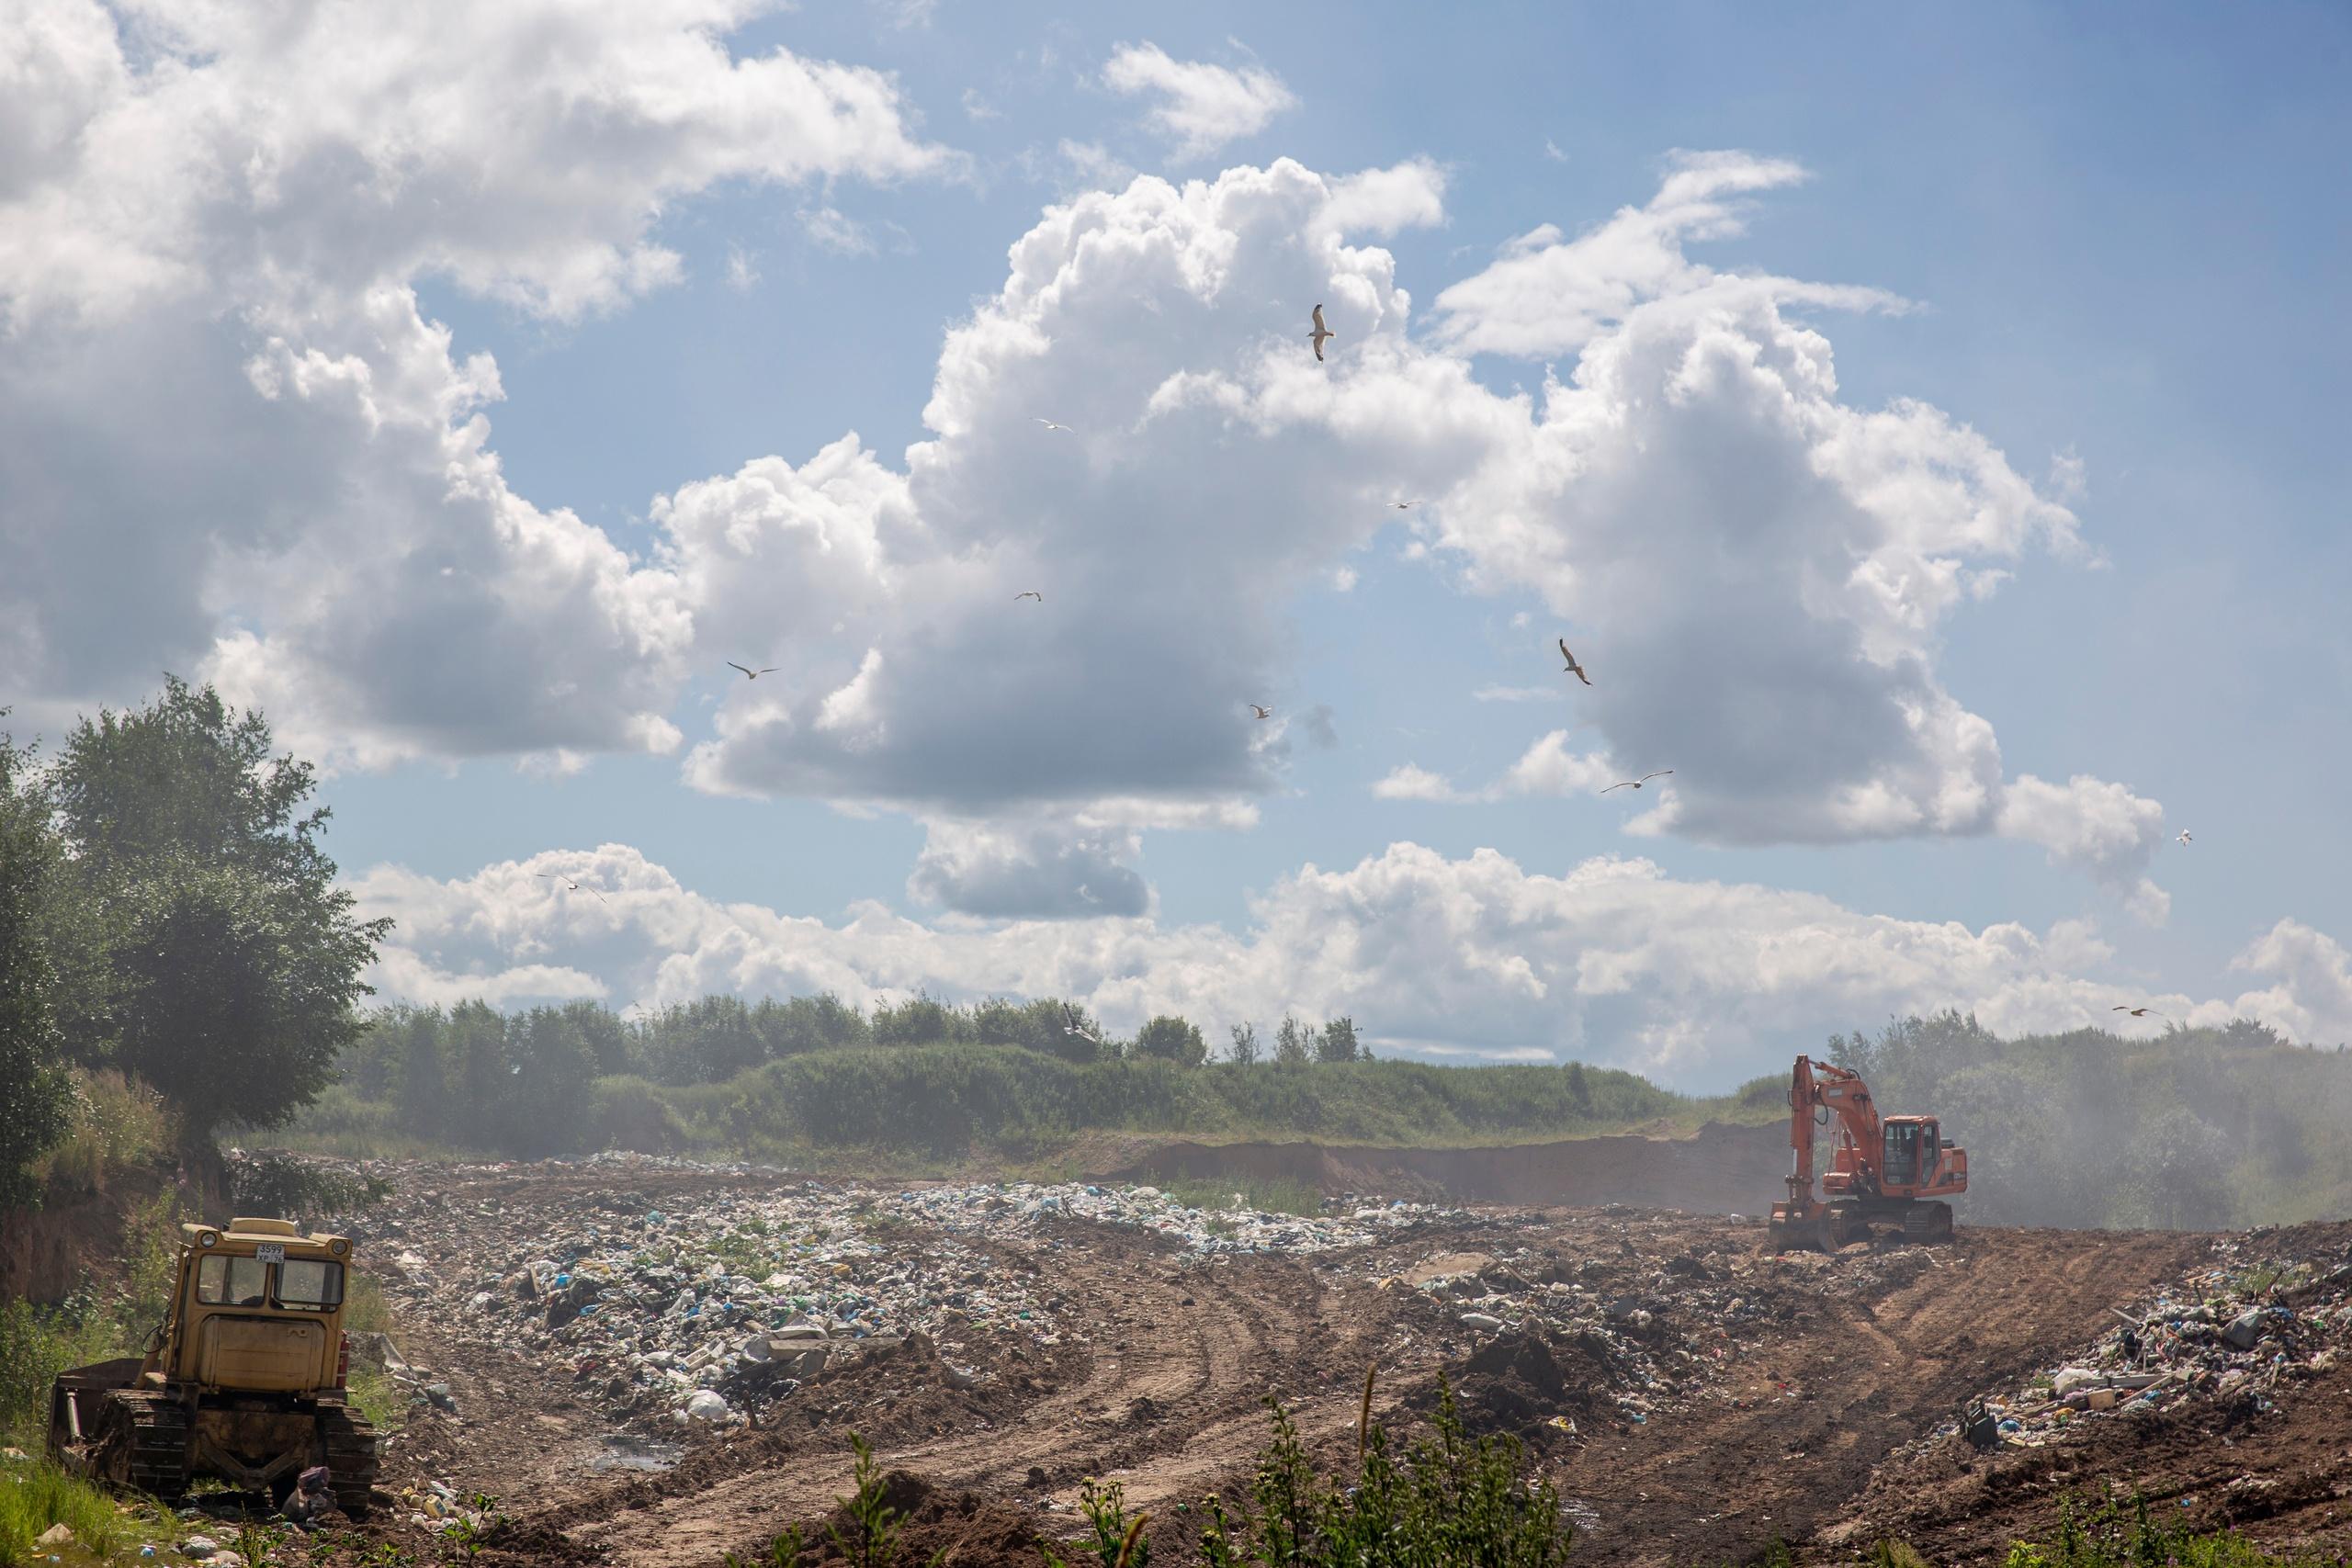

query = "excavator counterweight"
[{"left": 1766, "top": 1055, "right": 1967, "bottom": 1252}]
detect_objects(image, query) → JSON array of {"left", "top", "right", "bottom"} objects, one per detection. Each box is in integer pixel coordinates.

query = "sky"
[{"left": 4, "top": 0, "right": 2349, "bottom": 1089}]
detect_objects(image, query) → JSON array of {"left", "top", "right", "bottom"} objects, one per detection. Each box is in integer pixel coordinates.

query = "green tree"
[
  {"left": 1273, "top": 1014, "right": 1312, "bottom": 1067},
  {"left": 42, "top": 679, "right": 387, "bottom": 1140},
  {"left": 0, "top": 726, "right": 74, "bottom": 1204},
  {"left": 1564, "top": 1061, "right": 1591, "bottom": 1114},
  {"left": 107, "top": 856, "right": 380, "bottom": 1139},
  {"left": 1135, "top": 1014, "right": 1208, "bottom": 1066},
  {"left": 1227, "top": 1022, "right": 1261, "bottom": 1066},
  {"left": 1315, "top": 1016, "right": 1360, "bottom": 1064}
]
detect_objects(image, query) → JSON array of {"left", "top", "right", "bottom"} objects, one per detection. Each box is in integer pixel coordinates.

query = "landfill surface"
[{"left": 292, "top": 1155, "right": 2352, "bottom": 1567}]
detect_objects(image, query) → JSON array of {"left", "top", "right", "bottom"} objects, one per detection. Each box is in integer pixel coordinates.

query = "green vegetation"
[
  {"left": 0, "top": 722, "right": 73, "bottom": 1208},
  {"left": 1829, "top": 1010, "right": 2352, "bottom": 1229},
  {"left": 281, "top": 1014, "right": 1725, "bottom": 1162},
  {"left": 1847, "top": 1494, "right": 2340, "bottom": 1568},
  {"left": 1196, "top": 1383, "right": 1570, "bottom": 1568},
  {"left": 29, "top": 1070, "right": 172, "bottom": 1195},
  {"left": 2, "top": 678, "right": 388, "bottom": 1208},
  {"left": 0, "top": 1453, "right": 175, "bottom": 1567},
  {"left": 1160, "top": 1176, "right": 1324, "bottom": 1217}
]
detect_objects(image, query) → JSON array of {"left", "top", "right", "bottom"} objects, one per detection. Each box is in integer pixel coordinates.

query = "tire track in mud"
[
  {"left": 573, "top": 1238, "right": 1419, "bottom": 1566},
  {"left": 357, "top": 1164, "right": 2218, "bottom": 1568}
]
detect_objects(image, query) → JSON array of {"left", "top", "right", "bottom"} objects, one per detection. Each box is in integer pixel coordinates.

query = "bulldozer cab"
[
  {"left": 1880, "top": 1117, "right": 1940, "bottom": 1193},
  {"left": 155, "top": 1220, "right": 354, "bottom": 1394}
]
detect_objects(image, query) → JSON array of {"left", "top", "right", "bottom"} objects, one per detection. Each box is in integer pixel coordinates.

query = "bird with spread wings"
[
  {"left": 535, "top": 873, "right": 608, "bottom": 905},
  {"left": 726, "top": 661, "right": 779, "bottom": 681},
  {"left": 1600, "top": 771, "right": 1673, "bottom": 794},
  {"left": 2111, "top": 1005, "right": 2173, "bottom": 1023},
  {"left": 1250, "top": 705, "right": 1273, "bottom": 720},
  {"left": 1557, "top": 639, "right": 1592, "bottom": 686},
  {"left": 1309, "top": 304, "right": 1334, "bottom": 362}
]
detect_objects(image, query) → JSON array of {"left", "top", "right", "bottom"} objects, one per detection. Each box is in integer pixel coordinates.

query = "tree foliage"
[
  {"left": 40, "top": 678, "right": 388, "bottom": 1140},
  {"left": 0, "top": 726, "right": 74, "bottom": 1205},
  {"left": 1135, "top": 1014, "right": 1208, "bottom": 1066}
]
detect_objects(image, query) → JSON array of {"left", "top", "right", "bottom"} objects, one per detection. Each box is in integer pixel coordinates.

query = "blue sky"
[{"left": 6, "top": 1, "right": 2348, "bottom": 1085}]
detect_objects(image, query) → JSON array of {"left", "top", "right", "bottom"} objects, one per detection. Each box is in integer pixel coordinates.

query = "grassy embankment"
[
  {"left": 274, "top": 1044, "right": 1789, "bottom": 1171},
  {"left": 0, "top": 1072, "right": 190, "bottom": 1565},
  {"left": 0, "top": 1075, "right": 407, "bottom": 1564}
]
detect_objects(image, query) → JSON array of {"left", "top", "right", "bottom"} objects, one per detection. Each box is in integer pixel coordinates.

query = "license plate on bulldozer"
[{"left": 254, "top": 1244, "right": 286, "bottom": 1263}]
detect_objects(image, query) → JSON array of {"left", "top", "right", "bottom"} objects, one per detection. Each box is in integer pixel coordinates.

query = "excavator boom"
[{"left": 1767, "top": 1055, "right": 1967, "bottom": 1252}]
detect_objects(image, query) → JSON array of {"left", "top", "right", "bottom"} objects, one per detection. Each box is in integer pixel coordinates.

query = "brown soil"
[
  {"left": 1091, "top": 1122, "right": 1786, "bottom": 1213},
  {"left": 320, "top": 1158, "right": 2352, "bottom": 1568}
]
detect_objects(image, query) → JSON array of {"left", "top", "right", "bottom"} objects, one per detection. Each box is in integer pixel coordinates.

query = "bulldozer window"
[
  {"left": 275, "top": 1258, "right": 344, "bottom": 1310},
  {"left": 197, "top": 1254, "right": 269, "bottom": 1307}
]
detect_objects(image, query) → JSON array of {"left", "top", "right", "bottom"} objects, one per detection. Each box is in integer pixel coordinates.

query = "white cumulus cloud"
[
  {"left": 351, "top": 842, "right": 2348, "bottom": 1087},
  {"left": 1101, "top": 41, "right": 1296, "bottom": 161}
]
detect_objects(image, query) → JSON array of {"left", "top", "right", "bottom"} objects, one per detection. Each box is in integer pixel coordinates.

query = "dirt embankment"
[
  {"left": 0, "top": 1152, "right": 226, "bottom": 1304},
  {"left": 1093, "top": 1121, "right": 1787, "bottom": 1213}
]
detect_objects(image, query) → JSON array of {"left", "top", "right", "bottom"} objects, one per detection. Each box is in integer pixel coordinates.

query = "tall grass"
[
  {"left": 0, "top": 1456, "right": 153, "bottom": 1566},
  {"left": 29, "top": 1069, "right": 172, "bottom": 1193}
]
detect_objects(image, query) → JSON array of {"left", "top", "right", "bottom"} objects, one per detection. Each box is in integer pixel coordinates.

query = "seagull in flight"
[
  {"left": 1033, "top": 418, "right": 1073, "bottom": 434},
  {"left": 727, "top": 661, "right": 779, "bottom": 681},
  {"left": 535, "top": 874, "right": 609, "bottom": 905},
  {"left": 1389, "top": 500, "right": 1418, "bottom": 511},
  {"left": 2177, "top": 830, "right": 2193, "bottom": 844},
  {"left": 1557, "top": 639, "right": 1592, "bottom": 686},
  {"left": 1600, "top": 771, "right": 1673, "bottom": 795},
  {"left": 1062, "top": 1002, "right": 1102, "bottom": 1043},
  {"left": 1250, "top": 705, "right": 1273, "bottom": 720},
  {"left": 1309, "top": 304, "right": 1334, "bottom": 363},
  {"left": 2111, "top": 1005, "right": 2172, "bottom": 1022},
  {"left": 1014, "top": 591, "right": 1044, "bottom": 603}
]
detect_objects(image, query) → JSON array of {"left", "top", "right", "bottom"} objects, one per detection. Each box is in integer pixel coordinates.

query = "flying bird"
[
  {"left": 1014, "top": 591, "right": 1044, "bottom": 603},
  {"left": 1389, "top": 500, "right": 1418, "bottom": 511},
  {"left": 1062, "top": 1002, "right": 1101, "bottom": 1042},
  {"left": 2177, "top": 830, "right": 2193, "bottom": 844},
  {"left": 1250, "top": 705, "right": 1273, "bottom": 719},
  {"left": 1600, "top": 771, "right": 1673, "bottom": 794},
  {"left": 1033, "top": 418, "right": 1073, "bottom": 433},
  {"left": 1309, "top": 304, "right": 1334, "bottom": 363},
  {"left": 1557, "top": 639, "right": 1592, "bottom": 686},
  {"left": 534, "top": 874, "right": 609, "bottom": 905},
  {"left": 2111, "top": 1006, "right": 2172, "bottom": 1022},
  {"left": 727, "top": 661, "right": 779, "bottom": 681}
]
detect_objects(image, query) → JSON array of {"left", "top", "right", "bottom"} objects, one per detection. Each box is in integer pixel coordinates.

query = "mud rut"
[{"left": 365, "top": 1168, "right": 2212, "bottom": 1568}]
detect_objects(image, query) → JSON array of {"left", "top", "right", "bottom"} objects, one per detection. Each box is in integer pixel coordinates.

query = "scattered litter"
[{"left": 1933, "top": 1232, "right": 2352, "bottom": 1452}]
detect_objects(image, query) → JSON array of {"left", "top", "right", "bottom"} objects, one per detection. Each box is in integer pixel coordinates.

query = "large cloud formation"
[
  {"left": 2, "top": 7, "right": 2165, "bottom": 919},
  {"left": 0, "top": 0, "right": 949, "bottom": 768},
  {"left": 354, "top": 841, "right": 2352, "bottom": 1086}
]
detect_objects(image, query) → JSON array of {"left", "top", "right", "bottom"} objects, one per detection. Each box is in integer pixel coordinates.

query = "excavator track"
[
  {"left": 97, "top": 1391, "right": 191, "bottom": 1501},
  {"left": 318, "top": 1402, "right": 380, "bottom": 1516},
  {"left": 1903, "top": 1201, "right": 1955, "bottom": 1245}
]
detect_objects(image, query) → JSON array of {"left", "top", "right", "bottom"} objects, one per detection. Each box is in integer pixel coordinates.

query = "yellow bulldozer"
[{"left": 48, "top": 1218, "right": 379, "bottom": 1515}]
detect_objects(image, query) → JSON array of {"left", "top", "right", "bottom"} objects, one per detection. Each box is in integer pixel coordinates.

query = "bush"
[
  {"left": 226, "top": 1152, "right": 392, "bottom": 1229},
  {"left": 30, "top": 1069, "right": 171, "bottom": 1194},
  {"left": 0, "top": 1298, "right": 116, "bottom": 1446},
  {"left": 1135, "top": 1015, "right": 1207, "bottom": 1067},
  {"left": 1196, "top": 1382, "right": 1571, "bottom": 1568}
]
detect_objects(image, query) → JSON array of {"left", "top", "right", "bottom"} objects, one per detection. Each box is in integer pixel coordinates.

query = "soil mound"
[{"left": 1412, "top": 1328, "right": 1622, "bottom": 1449}]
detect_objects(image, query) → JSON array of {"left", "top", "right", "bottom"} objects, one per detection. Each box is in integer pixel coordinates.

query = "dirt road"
[{"left": 323, "top": 1156, "right": 2283, "bottom": 1568}]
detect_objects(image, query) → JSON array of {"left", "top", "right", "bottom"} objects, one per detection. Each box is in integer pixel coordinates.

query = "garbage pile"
[
  {"left": 1947, "top": 1230, "right": 2352, "bottom": 1450},
  {"left": 1357, "top": 1214, "right": 1930, "bottom": 1438},
  {"left": 345, "top": 1161, "right": 1472, "bottom": 1433}
]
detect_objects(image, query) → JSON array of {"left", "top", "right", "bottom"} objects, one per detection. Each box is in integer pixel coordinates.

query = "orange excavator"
[{"left": 1767, "top": 1054, "right": 1967, "bottom": 1252}]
